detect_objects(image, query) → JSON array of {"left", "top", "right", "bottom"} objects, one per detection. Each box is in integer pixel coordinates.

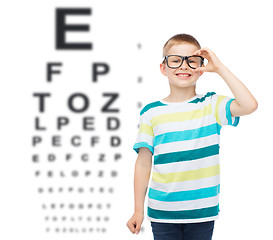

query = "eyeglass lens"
[{"left": 167, "top": 56, "right": 203, "bottom": 69}]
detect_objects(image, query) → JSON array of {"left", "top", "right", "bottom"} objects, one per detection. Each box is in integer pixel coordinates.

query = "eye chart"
[{"left": 1, "top": 1, "right": 270, "bottom": 240}]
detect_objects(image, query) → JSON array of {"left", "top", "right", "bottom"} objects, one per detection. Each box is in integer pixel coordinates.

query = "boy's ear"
[{"left": 160, "top": 63, "right": 167, "bottom": 76}]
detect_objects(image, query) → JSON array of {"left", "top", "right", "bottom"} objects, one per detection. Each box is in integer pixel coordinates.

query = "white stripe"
[
  {"left": 139, "top": 111, "right": 152, "bottom": 125},
  {"left": 152, "top": 155, "right": 219, "bottom": 174},
  {"left": 135, "top": 133, "right": 153, "bottom": 145},
  {"left": 147, "top": 215, "right": 219, "bottom": 223},
  {"left": 154, "top": 134, "right": 219, "bottom": 156},
  {"left": 150, "top": 175, "right": 220, "bottom": 192},
  {"left": 231, "top": 115, "right": 237, "bottom": 125},
  {"left": 148, "top": 195, "right": 219, "bottom": 211},
  {"left": 151, "top": 95, "right": 210, "bottom": 117}
]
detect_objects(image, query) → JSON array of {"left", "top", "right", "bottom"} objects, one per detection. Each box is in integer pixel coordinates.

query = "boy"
[{"left": 126, "top": 33, "right": 258, "bottom": 240}]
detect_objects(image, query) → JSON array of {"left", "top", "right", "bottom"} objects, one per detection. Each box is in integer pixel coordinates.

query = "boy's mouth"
[{"left": 176, "top": 73, "right": 192, "bottom": 79}]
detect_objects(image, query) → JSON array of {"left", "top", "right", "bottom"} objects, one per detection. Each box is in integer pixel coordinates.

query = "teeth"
[{"left": 178, "top": 74, "right": 190, "bottom": 76}]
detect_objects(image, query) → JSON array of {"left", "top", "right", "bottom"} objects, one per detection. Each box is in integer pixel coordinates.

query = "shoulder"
[
  {"left": 140, "top": 100, "right": 166, "bottom": 116},
  {"left": 189, "top": 92, "right": 216, "bottom": 104}
]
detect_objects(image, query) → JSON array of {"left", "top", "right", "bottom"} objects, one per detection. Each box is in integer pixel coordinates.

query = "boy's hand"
[
  {"left": 192, "top": 47, "right": 224, "bottom": 74},
  {"left": 126, "top": 212, "right": 144, "bottom": 234}
]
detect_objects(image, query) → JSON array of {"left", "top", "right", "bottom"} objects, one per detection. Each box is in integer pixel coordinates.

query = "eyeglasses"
[{"left": 162, "top": 55, "right": 204, "bottom": 69}]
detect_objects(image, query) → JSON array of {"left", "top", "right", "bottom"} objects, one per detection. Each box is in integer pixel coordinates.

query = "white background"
[{"left": 0, "top": 0, "right": 272, "bottom": 239}]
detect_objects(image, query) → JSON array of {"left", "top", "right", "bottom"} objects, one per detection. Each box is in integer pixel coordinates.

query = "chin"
[{"left": 169, "top": 79, "right": 197, "bottom": 87}]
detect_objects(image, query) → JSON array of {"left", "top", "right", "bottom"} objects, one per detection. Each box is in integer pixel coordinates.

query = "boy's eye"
[{"left": 169, "top": 57, "right": 181, "bottom": 62}]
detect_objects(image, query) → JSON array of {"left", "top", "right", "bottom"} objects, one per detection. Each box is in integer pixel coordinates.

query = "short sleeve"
[
  {"left": 133, "top": 109, "right": 154, "bottom": 155},
  {"left": 210, "top": 93, "right": 240, "bottom": 127}
]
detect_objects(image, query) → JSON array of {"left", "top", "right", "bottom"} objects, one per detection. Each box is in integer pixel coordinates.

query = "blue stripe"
[
  {"left": 233, "top": 116, "right": 240, "bottom": 126},
  {"left": 154, "top": 123, "right": 219, "bottom": 146},
  {"left": 148, "top": 204, "right": 219, "bottom": 220},
  {"left": 133, "top": 142, "right": 154, "bottom": 155},
  {"left": 148, "top": 185, "right": 220, "bottom": 202},
  {"left": 226, "top": 98, "right": 240, "bottom": 126}
]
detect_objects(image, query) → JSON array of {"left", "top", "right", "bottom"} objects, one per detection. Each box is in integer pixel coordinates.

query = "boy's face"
[{"left": 160, "top": 43, "right": 204, "bottom": 89}]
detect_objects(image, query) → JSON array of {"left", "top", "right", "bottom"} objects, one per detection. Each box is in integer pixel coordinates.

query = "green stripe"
[
  {"left": 189, "top": 92, "right": 216, "bottom": 104},
  {"left": 140, "top": 101, "right": 166, "bottom": 115},
  {"left": 148, "top": 204, "right": 219, "bottom": 220},
  {"left": 151, "top": 105, "right": 213, "bottom": 128},
  {"left": 152, "top": 165, "right": 220, "bottom": 183},
  {"left": 138, "top": 123, "right": 154, "bottom": 136},
  {"left": 154, "top": 144, "right": 219, "bottom": 165},
  {"left": 215, "top": 95, "right": 225, "bottom": 126}
]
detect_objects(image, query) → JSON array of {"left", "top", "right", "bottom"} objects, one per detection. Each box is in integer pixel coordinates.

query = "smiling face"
[{"left": 160, "top": 43, "right": 204, "bottom": 89}]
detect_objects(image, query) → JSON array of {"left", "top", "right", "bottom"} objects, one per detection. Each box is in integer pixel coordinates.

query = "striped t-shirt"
[{"left": 133, "top": 92, "right": 240, "bottom": 223}]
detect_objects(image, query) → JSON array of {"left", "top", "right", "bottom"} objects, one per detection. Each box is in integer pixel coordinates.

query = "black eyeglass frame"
[{"left": 162, "top": 55, "right": 204, "bottom": 69}]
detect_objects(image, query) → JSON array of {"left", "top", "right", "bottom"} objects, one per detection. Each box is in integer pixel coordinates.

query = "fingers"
[
  {"left": 126, "top": 219, "right": 141, "bottom": 234},
  {"left": 126, "top": 220, "right": 136, "bottom": 233},
  {"left": 193, "top": 66, "right": 206, "bottom": 73},
  {"left": 192, "top": 47, "right": 222, "bottom": 73},
  {"left": 193, "top": 47, "right": 211, "bottom": 58},
  {"left": 135, "top": 222, "right": 141, "bottom": 234}
]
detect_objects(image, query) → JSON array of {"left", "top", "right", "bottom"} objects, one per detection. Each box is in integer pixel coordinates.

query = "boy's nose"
[{"left": 180, "top": 60, "right": 188, "bottom": 69}]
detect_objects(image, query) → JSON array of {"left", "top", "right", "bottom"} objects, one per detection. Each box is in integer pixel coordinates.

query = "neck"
[{"left": 164, "top": 86, "right": 196, "bottom": 102}]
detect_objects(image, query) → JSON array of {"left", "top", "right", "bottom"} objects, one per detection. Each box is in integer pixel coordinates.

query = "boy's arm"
[
  {"left": 134, "top": 147, "right": 152, "bottom": 213},
  {"left": 216, "top": 64, "right": 258, "bottom": 117},
  {"left": 193, "top": 47, "right": 258, "bottom": 117},
  {"left": 127, "top": 147, "right": 152, "bottom": 234}
]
